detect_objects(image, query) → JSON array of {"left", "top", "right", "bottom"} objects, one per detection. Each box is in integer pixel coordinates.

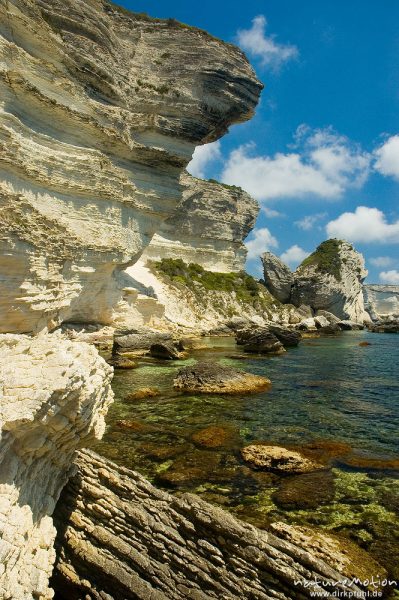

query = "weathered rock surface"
[
  {"left": 0, "top": 334, "right": 113, "bottom": 600},
  {"left": 173, "top": 361, "right": 271, "bottom": 394},
  {"left": 364, "top": 284, "right": 399, "bottom": 320},
  {"left": 241, "top": 445, "right": 325, "bottom": 473},
  {"left": 261, "top": 252, "right": 294, "bottom": 303},
  {"left": 140, "top": 172, "right": 259, "bottom": 272},
  {"left": 268, "top": 324, "right": 302, "bottom": 347},
  {"left": 113, "top": 329, "right": 174, "bottom": 354},
  {"left": 291, "top": 240, "right": 369, "bottom": 323},
  {"left": 52, "top": 449, "right": 371, "bottom": 600},
  {"left": 367, "top": 318, "right": 399, "bottom": 333},
  {"left": 0, "top": 0, "right": 262, "bottom": 334},
  {"left": 236, "top": 327, "right": 286, "bottom": 354}
]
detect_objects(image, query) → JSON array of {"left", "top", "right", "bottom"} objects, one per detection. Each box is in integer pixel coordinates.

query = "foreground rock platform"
[
  {"left": 52, "top": 449, "right": 373, "bottom": 600},
  {"left": 0, "top": 334, "right": 113, "bottom": 600}
]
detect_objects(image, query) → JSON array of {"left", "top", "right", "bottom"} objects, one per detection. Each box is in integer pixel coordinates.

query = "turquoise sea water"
[{"left": 94, "top": 331, "right": 399, "bottom": 583}]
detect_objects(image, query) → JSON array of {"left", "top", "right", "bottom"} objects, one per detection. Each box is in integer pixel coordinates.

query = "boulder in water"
[{"left": 173, "top": 362, "right": 271, "bottom": 394}]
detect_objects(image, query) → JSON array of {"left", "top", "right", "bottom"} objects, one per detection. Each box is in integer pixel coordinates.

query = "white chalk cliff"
[
  {"left": 0, "top": 1, "right": 262, "bottom": 597},
  {"left": 0, "top": 0, "right": 261, "bottom": 335}
]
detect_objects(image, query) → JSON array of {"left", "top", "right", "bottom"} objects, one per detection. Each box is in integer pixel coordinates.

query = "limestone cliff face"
[
  {"left": 0, "top": 0, "right": 262, "bottom": 334},
  {"left": 140, "top": 172, "right": 259, "bottom": 272},
  {"left": 363, "top": 284, "right": 399, "bottom": 319},
  {"left": 291, "top": 240, "right": 369, "bottom": 322},
  {"left": 0, "top": 333, "right": 113, "bottom": 600}
]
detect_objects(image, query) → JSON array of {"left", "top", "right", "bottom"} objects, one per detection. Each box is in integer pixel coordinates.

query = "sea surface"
[{"left": 94, "top": 331, "right": 399, "bottom": 582}]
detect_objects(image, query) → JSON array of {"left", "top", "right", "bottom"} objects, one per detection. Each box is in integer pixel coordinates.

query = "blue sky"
[{"left": 117, "top": 0, "right": 399, "bottom": 283}]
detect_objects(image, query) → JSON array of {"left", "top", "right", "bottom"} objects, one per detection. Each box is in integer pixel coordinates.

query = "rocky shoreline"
[{"left": 0, "top": 1, "right": 398, "bottom": 599}]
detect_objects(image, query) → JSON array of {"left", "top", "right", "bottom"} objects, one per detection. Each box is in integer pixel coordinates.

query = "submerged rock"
[
  {"left": 125, "top": 387, "right": 161, "bottom": 401},
  {"left": 53, "top": 449, "right": 375, "bottom": 599},
  {"left": 241, "top": 444, "right": 325, "bottom": 473},
  {"left": 191, "top": 425, "right": 239, "bottom": 449},
  {"left": 173, "top": 362, "right": 271, "bottom": 394},
  {"left": 272, "top": 471, "right": 336, "bottom": 509}
]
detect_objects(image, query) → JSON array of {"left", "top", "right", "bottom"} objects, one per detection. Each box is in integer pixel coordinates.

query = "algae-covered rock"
[{"left": 173, "top": 362, "right": 271, "bottom": 394}]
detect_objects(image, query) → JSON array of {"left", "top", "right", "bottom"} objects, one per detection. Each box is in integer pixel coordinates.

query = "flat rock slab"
[{"left": 52, "top": 449, "right": 375, "bottom": 600}]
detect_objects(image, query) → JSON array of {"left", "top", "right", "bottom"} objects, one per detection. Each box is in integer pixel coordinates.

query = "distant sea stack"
[{"left": 262, "top": 239, "right": 370, "bottom": 323}]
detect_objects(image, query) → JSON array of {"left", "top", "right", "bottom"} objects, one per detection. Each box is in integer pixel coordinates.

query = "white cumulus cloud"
[
  {"left": 326, "top": 206, "right": 399, "bottom": 243},
  {"left": 245, "top": 227, "right": 278, "bottom": 260},
  {"left": 379, "top": 269, "right": 399, "bottom": 284},
  {"left": 369, "top": 256, "right": 394, "bottom": 267},
  {"left": 280, "top": 245, "right": 309, "bottom": 267},
  {"left": 221, "top": 127, "right": 370, "bottom": 202},
  {"left": 374, "top": 135, "right": 399, "bottom": 180},
  {"left": 187, "top": 141, "right": 221, "bottom": 179},
  {"left": 237, "top": 15, "right": 298, "bottom": 69}
]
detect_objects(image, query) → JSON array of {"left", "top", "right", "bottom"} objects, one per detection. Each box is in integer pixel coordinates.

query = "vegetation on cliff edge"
[
  {"left": 297, "top": 239, "right": 348, "bottom": 282},
  {"left": 153, "top": 258, "right": 278, "bottom": 310}
]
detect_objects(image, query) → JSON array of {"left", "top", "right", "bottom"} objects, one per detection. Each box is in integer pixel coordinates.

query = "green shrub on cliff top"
[
  {"left": 297, "top": 239, "right": 348, "bottom": 282},
  {"left": 153, "top": 258, "right": 274, "bottom": 307}
]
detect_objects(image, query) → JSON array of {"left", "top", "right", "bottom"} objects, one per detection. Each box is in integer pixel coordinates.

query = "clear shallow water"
[{"left": 94, "top": 332, "right": 399, "bottom": 583}]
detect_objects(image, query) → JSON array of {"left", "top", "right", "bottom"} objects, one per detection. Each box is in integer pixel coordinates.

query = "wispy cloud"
[
  {"left": 245, "top": 227, "right": 278, "bottom": 260},
  {"left": 237, "top": 15, "right": 298, "bottom": 69},
  {"left": 221, "top": 126, "right": 371, "bottom": 202},
  {"left": 262, "top": 206, "right": 284, "bottom": 218},
  {"left": 326, "top": 206, "right": 399, "bottom": 243},
  {"left": 369, "top": 256, "right": 394, "bottom": 267},
  {"left": 295, "top": 212, "right": 327, "bottom": 231}
]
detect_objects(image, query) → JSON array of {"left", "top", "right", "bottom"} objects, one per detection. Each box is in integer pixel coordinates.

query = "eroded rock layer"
[
  {"left": 0, "top": 334, "right": 113, "bottom": 600},
  {"left": 0, "top": 0, "right": 262, "bottom": 334},
  {"left": 53, "top": 449, "right": 368, "bottom": 600},
  {"left": 140, "top": 172, "right": 259, "bottom": 272}
]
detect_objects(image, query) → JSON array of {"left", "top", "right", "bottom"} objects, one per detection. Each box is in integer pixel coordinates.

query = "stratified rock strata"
[
  {"left": 139, "top": 172, "right": 259, "bottom": 272},
  {"left": 0, "top": 334, "right": 113, "bottom": 600},
  {"left": 0, "top": 0, "right": 262, "bottom": 334},
  {"left": 53, "top": 449, "right": 371, "bottom": 600}
]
